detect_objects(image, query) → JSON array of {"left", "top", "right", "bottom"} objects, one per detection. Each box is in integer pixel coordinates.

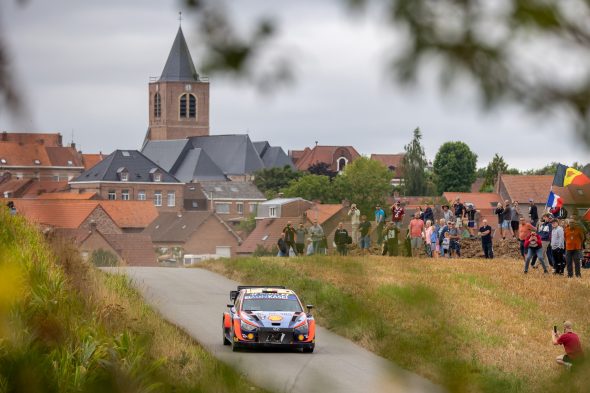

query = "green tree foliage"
[
  {"left": 90, "top": 249, "right": 119, "bottom": 267},
  {"left": 481, "top": 153, "right": 509, "bottom": 191},
  {"left": 237, "top": 213, "right": 257, "bottom": 235},
  {"left": 253, "top": 166, "right": 301, "bottom": 196},
  {"left": 524, "top": 162, "right": 586, "bottom": 175},
  {"left": 282, "top": 174, "right": 338, "bottom": 203},
  {"left": 402, "top": 128, "right": 428, "bottom": 195},
  {"left": 433, "top": 142, "right": 477, "bottom": 193},
  {"left": 333, "top": 157, "right": 391, "bottom": 215}
]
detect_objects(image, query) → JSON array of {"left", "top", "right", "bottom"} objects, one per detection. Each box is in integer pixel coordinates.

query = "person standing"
[
  {"left": 409, "top": 212, "right": 425, "bottom": 257},
  {"left": 466, "top": 204, "right": 478, "bottom": 238},
  {"left": 448, "top": 222, "right": 461, "bottom": 258},
  {"left": 442, "top": 205, "right": 453, "bottom": 224},
  {"left": 391, "top": 200, "right": 405, "bottom": 229},
  {"left": 528, "top": 199, "right": 539, "bottom": 227},
  {"left": 478, "top": 219, "right": 494, "bottom": 259},
  {"left": 523, "top": 230, "right": 548, "bottom": 274},
  {"left": 550, "top": 219, "right": 565, "bottom": 275},
  {"left": 348, "top": 204, "right": 361, "bottom": 245},
  {"left": 425, "top": 220, "right": 438, "bottom": 258},
  {"left": 437, "top": 218, "right": 449, "bottom": 250},
  {"left": 309, "top": 220, "right": 324, "bottom": 254},
  {"left": 510, "top": 201, "right": 521, "bottom": 239},
  {"left": 564, "top": 220, "right": 584, "bottom": 278},
  {"left": 277, "top": 233, "right": 289, "bottom": 257},
  {"left": 282, "top": 221, "right": 297, "bottom": 255},
  {"left": 375, "top": 205, "right": 385, "bottom": 245},
  {"left": 518, "top": 217, "right": 536, "bottom": 262},
  {"left": 359, "top": 215, "right": 372, "bottom": 253},
  {"left": 453, "top": 198, "right": 466, "bottom": 228},
  {"left": 502, "top": 200, "right": 513, "bottom": 239},
  {"left": 423, "top": 203, "right": 434, "bottom": 224},
  {"left": 538, "top": 214, "right": 554, "bottom": 267},
  {"left": 552, "top": 321, "right": 584, "bottom": 369},
  {"left": 334, "top": 222, "right": 349, "bottom": 256},
  {"left": 495, "top": 202, "right": 505, "bottom": 239},
  {"left": 382, "top": 222, "right": 399, "bottom": 256},
  {"left": 295, "top": 223, "right": 307, "bottom": 256}
]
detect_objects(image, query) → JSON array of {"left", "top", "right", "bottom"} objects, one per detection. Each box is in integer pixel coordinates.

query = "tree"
[
  {"left": 282, "top": 175, "right": 338, "bottom": 203},
  {"left": 333, "top": 157, "right": 391, "bottom": 216},
  {"left": 482, "top": 154, "right": 509, "bottom": 191},
  {"left": 253, "top": 166, "right": 301, "bottom": 197},
  {"left": 307, "top": 162, "right": 337, "bottom": 179},
  {"left": 402, "top": 128, "right": 428, "bottom": 195},
  {"left": 433, "top": 142, "right": 477, "bottom": 193}
]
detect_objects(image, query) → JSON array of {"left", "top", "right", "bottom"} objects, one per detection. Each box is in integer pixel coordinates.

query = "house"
[
  {"left": 496, "top": 174, "right": 590, "bottom": 219},
  {"left": 0, "top": 174, "right": 72, "bottom": 199},
  {"left": 237, "top": 198, "right": 314, "bottom": 254},
  {"left": 0, "top": 132, "right": 85, "bottom": 180},
  {"left": 370, "top": 153, "right": 405, "bottom": 186},
  {"left": 56, "top": 226, "right": 158, "bottom": 267},
  {"left": 143, "top": 211, "right": 242, "bottom": 261},
  {"left": 142, "top": 134, "right": 293, "bottom": 182},
  {"left": 12, "top": 199, "right": 158, "bottom": 233},
  {"left": 289, "top": 145, "right": 360, "bottom": 173},
  {"left": 81, "top": 153, "right": 106, "bottom": 170},
  {"left": 69, "top": 150, "right": 184, "bottom": 212},
  {"left": 200, "top": 181, "right": 266, "bottom": 222}
]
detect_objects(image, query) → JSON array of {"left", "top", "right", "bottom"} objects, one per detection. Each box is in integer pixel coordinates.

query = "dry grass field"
[{"left": 202, "top": 255, "right": 590, "bottom": 393}]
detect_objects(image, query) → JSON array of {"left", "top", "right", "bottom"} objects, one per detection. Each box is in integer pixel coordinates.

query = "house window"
[
  {"left": 108, "top": 190, "right": 116, "bottom": 200},
  {"left": 120, "top": 172, "right": 129, "bottom": 182},
  {"left": 167, "top": 191, "right": 176, "bottom": 207},
  {"left": 138, "top": 190, "right": 146, "bottom": 201},
  {"left": 236, "top": 202, "right": 244, "bottom": 215},
  {"left": 67, "top": 160, "right": 73, "bottom": 166},
  {"left": 154, "top": 92, "right": 161, "bottom": 118},
  {"left": 179, "top": 93, "right": 196, "bottom": 119},
  {"left": 121, "top": 190, "right": 130, "bottom": 201},
  {"left": 154, "top": 191, "right": 162, "bottom": 207},
  {"left": 249, "top": 203, "right": 258, "bottom": 214},
  {"left": 337, "top": 157, "right": 348, "bottom": 172},
  {"left": 269, "top": 206, "right": 277, "bottom": 217},
  {"left": 154, "top": 173, "right": 161, "bottom": 182},
  {"left": 215, "top": 203, "right": 231, "bottom": 214}
]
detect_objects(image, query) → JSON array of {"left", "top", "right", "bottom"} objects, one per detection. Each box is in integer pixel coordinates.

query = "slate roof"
[
  {"left": 141, "top": 139, "right": 190, "bottom": 172},
  {"left": 159, "top": 27, "right": 200, "bottom": 82},
  {"left": 72, "top": 150, "right": 180, "bottom": 183},
  {"left": 173, "top": 148, "right": 226, "bottom": 182},
  {"left": 200, "top": 181, "right": 265, "bottom": 200},
  {"left": 260, "top": 146, "right": 295, "bottom": 169},
  {"left": 144, "top": 211, "right": 213, "bottom": 243},
  {"left": 189, "top": 135, "right": 265, "bottom": 175}
]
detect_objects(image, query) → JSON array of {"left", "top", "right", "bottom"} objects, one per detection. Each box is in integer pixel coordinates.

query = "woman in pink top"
[{"left": 424, "top": 220, "right": 438, "bottom": 258}]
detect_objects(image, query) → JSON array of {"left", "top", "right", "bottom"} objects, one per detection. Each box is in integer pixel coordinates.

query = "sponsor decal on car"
[{"left": 244, "top": 293, "right": 295, "bottom": 300}]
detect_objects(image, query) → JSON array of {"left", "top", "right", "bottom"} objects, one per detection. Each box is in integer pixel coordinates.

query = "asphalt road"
[{"left": 105, "top": 267, "right": 441, "bottom": 393}]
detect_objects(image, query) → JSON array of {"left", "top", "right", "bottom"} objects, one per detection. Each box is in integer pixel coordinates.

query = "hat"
[{"left": 529, "top": 198, "right": 534, "bottom": 202}]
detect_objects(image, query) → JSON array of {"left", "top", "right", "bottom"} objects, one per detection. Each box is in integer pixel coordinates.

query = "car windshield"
[{"left": 242, "top": 294, "right": 302, "bottom": 312}]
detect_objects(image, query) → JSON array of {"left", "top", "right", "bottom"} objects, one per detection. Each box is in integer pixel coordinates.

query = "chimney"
[
  {"left": 70, "top": 142, "right": 76, "bottom": 149},
  {"left": 57, "top": 133, "right": 63, "bottom": 147},
  {"left": 1, "top": 131, "right": 6, "bottom": 141}
]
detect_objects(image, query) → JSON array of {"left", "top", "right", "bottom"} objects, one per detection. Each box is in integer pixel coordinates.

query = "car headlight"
[{"left": 240, "top": 320, "right": 257, "bottom": 332}]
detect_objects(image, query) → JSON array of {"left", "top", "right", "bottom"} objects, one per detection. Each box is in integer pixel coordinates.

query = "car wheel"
[{"left": 302, "top": 344, "right": 314, "bottom": 353}]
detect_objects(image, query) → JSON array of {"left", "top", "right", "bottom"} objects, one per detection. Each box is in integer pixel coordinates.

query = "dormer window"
[
  {"left": 149, "top": 168, "right": 162, "bottom": 182},
  {"left": 154, "top": 173, "right": 161, "bottom": 182},
  {"left": 117, "top": 167, "right": 129, "bottom": 181},
  {"left": 67, "top": 160, "right": 73, "bottom": 166},
  {"left": 0, "top": 159, "right": 6, "bottom": 164},
  {"left": 34, "top": 159, "right": 41, "bottom": 165}
]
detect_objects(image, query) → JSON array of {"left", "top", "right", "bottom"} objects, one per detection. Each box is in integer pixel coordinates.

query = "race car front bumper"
[{"left": 234, "top": 327, "right": 314, "bottom": 349}]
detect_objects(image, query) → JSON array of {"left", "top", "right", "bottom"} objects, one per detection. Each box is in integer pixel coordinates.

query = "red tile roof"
[
  {"left": 36, "top": 192, "right": 97, "bottom": 200},
  {"left": 82, "top": 153, "right": 106, "bottom": 170},
  {"left": 305, "top": 204, "right": 344, "bottom": 225},
  {"left": 12, "top": 199, "right": 158, "bottom": 229},
  {"left": 370, "top": 153, "right": 404, "bottom": 171},
  {"left": 0, "top": 142, "right": 83, "bottom": 168},
  {"left": 102, "top": 233, "right": 158, "bottom": 267},
  {"left": 0, "top": 178, "right": 33, "bottom": 197},
  {"left": 45, "top": 146, "right": 84, "bottom": 167},
  {"left": 497, "top": 175, "right": 589, "bottom": 206},
  {"left": 443, "top": 192, "right": 502, "bottom": 210},
  {"left": 238, "top": 217, "right": 296, "bottom": 254},
  {"left": 471, "top": 178, "right": 485, "bottom": 193},
  {"left": 21, "top": 180, "right": 69, "bottom": 198},
  {"left": 294, "top": 146, "right": 360, "bottom": 171}
]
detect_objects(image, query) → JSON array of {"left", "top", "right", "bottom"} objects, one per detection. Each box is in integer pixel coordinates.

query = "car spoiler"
[{"left": 230, "top": 285, "right": 286, "bottom": 301}]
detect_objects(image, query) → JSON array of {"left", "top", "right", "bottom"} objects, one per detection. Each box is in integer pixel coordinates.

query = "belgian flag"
[{"left": 552, "top": 164, "right": 590, "bottom": 187}]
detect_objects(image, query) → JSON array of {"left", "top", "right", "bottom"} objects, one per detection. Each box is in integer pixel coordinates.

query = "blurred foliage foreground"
[
  {"left": 203, "top": 256, "right": 590, "bottom": 393},
  {"left": 0, "top": 208, "right": 263, "bottom": 393}
]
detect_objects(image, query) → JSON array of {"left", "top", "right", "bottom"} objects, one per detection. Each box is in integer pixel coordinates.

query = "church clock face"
[{"left": 185, "top": 84, "right": 192, "bottom": 91}]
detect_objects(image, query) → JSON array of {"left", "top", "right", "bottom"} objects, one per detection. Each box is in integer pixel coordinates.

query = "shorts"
[
  {"left": 501, "top": 221, "right": 510, "bottom": 229},
  {"left": 393, "top": 221, "right": 403, "bottom": 229},
  {"left": 410, "top": 237, "right": 423, "bottom": 249},
  {"left": 468, "top": 221, "right": 475, "bottom": 228},
  {"left": 455, "top": 218, "right": 463, "bottom": 227},
  {"left": 511, "top": 221, "right": 519, "bottom": 232}
]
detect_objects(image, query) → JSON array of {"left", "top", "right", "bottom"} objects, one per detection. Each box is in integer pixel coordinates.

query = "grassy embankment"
[
  {"left": 0, "top": 209, "right": 264, "bottom": 393},
  {"left": 202, "top": 255, "right": 590, "bottom": 393}
]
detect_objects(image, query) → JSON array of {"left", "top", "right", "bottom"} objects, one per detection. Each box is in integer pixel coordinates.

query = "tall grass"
[
  {"left": 0, "top": 208, "right": 265, "bottom": 393},
  {"left": 202, "top": 255, "right": 590, "bottom": 393}
]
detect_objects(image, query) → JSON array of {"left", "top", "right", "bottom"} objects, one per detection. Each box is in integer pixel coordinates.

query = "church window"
[
  {"left": 179, "top": 93, "right": 197, "bottom": 119},
  {"left": 154, "top": 93, "right": 161, "bottom": 118},
  {"left": 337, "top": 157, "right": 348, "bottom": 172}
]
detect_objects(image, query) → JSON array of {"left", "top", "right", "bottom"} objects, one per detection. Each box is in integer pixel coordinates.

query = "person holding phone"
[{"left": 552, "top": 321, "right": 584, "bottom": 369}]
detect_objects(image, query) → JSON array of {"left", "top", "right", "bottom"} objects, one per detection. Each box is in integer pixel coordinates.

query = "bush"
[{"left": 90, "top": 248, "right": 119, "bottom": 267}]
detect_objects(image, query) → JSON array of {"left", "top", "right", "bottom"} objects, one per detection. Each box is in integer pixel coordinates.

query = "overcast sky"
[{"left": 1, "top": 0, "right": 588, "bottom": 170}]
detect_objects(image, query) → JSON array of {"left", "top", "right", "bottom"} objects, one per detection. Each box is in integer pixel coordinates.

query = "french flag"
[{"left": 546, "top": 191, "right": 563, "bottom": 209}]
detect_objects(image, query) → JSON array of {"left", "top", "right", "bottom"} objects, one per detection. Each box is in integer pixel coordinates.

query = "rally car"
[{"left": 222, "top": 286, "right": 315, "bottom": 353}]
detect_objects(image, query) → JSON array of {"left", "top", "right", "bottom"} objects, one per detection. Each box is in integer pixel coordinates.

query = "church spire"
[{"left": 159, "top": 26, "right": 200, "bottom": 82}]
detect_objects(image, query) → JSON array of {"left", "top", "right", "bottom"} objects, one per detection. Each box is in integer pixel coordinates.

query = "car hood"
[{"left": 244, "top": 311, "right": 304, "bottom": 329}]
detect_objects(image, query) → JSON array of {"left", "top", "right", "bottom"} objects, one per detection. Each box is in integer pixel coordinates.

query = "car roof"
[{"left": 241, "top": 288, "right": 296, "bottom": 296}]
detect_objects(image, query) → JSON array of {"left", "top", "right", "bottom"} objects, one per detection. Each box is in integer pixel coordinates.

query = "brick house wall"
[
  {"left": 281, "top": 200, "right": 313, "bottom": 218},
  {"left": 79, "top": 232, "right": 121, "bottom": 263},
  {"left": 210, "top": 199, "right": 261, "bottom": 219},
  {"left": 79, "top": 207, "right": 122, "bottom": 234},
  {"left": 148, "top": 81, "right": 210, "bottom": 140},
  {"left": 0, "top": 167, "right": 84, "bottom": 181},
  {"left": 70, "top": 182, "right": 184, "bottom": 212}
]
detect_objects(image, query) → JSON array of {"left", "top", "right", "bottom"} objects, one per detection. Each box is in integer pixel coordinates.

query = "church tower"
[{"left": 147, "top": 27, "right": 210, "bottom": 140}]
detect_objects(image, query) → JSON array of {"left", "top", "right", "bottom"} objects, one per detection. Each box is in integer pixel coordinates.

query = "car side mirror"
[{"left": 306, "top": 304, "right": 314, "bottom": 313}]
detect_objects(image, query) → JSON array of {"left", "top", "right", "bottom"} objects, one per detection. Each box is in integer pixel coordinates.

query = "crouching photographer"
[{"left": 552, "top": 321, "right": 584, "bottom": 369}]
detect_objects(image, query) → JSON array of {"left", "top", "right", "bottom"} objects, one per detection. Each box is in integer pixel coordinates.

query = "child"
[{"left": 442, "top": 232, "right": 451, "bottom": 258}]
